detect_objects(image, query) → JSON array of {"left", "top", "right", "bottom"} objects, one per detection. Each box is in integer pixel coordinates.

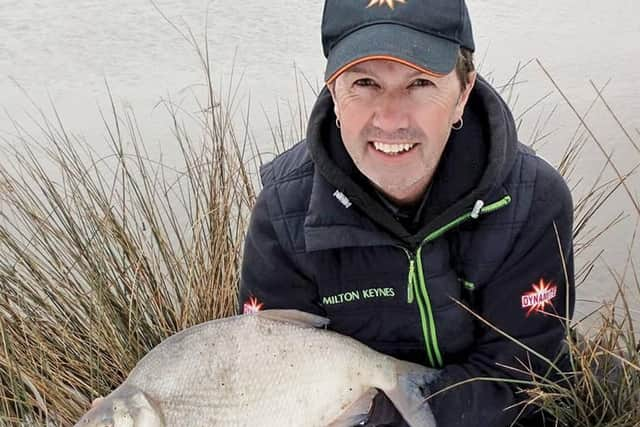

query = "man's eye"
[
  {"left": 412, "top": 79, "right": 434, "bottom": 87},
  {"left": 354, "top": 78, "right": 376, "bottom": 87}
]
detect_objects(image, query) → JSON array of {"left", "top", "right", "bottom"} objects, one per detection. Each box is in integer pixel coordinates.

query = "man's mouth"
[{"left": 370, "top": 141, "right": 417, "bottom": 155}]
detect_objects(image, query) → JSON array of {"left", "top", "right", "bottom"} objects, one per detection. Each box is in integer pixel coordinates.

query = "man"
[{"left": 239, "top": 0, "right": 575, "bottom": 426}]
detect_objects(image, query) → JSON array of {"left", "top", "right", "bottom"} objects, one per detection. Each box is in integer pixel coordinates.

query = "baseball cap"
[{"left": 322, "top": 0, "right": 475, "bottom": 84}]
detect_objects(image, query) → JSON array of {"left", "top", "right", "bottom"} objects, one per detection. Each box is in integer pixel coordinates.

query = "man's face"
[{"left": 328, "top": 59, "right": 476, "bottom": 205}]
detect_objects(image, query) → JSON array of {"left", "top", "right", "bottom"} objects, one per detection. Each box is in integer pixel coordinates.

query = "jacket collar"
[{"left": 304, "top": 75, "right": 518, "bottom": 251}]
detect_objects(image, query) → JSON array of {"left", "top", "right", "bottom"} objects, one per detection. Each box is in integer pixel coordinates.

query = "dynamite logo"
[
  {"left": 521, "top": 278, "right": 558, "bottom": 317},
  {"left": 243, "top": 296, "right": 264, "bottom": 314}
]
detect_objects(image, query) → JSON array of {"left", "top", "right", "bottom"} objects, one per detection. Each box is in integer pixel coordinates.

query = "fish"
[{"left": 74, "top": 310, "right": 439, "bottom": 427}]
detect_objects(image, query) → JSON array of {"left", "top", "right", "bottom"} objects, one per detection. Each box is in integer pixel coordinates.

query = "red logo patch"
[
  {"left": 243, "top": 296, "right": 264, "bottom": 314},
  {"left": 521, "top": 278, "right": 557, "bottom": 317}
]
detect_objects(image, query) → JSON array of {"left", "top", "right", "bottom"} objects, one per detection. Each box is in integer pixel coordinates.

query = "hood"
[{"left": 305, "top": 75, "right": 519, "bottom": 248}]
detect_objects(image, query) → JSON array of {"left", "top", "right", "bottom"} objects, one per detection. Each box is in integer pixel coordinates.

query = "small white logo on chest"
[{"left": 333, "top": 190, "right": 352, "bottom": 209}]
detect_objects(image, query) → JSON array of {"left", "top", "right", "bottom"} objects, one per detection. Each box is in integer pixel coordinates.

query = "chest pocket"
[
  {"left": 416, "top": 240, "right": 477, "bottom": 357},
  {"left": 312, "top": 243, "right": 476, "bottom": 363}
]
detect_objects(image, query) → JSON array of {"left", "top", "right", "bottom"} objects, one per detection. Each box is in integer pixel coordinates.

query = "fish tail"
[{"left": 383, "top": 361, "right": 440, "bottom": 427}]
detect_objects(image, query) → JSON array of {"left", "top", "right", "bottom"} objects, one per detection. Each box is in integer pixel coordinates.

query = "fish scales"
[
  {"left": 75, "top": 311, "right": 439, "bottom": 427},
  {"left": 127, "top": 315, "right": 384, "bottom": 426}
]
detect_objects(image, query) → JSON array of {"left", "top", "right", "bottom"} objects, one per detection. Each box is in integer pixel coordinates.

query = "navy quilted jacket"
[{"left": 239, "top": 76, "right": 575, "bottom": 426}]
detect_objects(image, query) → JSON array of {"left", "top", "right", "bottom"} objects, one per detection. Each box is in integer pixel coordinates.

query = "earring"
[
  {"left": 336, "top": 118, "right": 341, "bottom": 129},
  {"left": 452, "top": 118, "right": 463, "bottom": 131}
]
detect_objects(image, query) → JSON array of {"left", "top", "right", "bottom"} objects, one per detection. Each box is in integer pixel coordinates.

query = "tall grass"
[
  {"left": 523, "top": 299, "right": 640, "bottom": 426},
  {"left": 0, "top": 56, "right": 256, "bottom": 424}
]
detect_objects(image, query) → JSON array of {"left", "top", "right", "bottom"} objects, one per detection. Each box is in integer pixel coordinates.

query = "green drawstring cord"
[
  {"left": 402, "top": 195, "right": 512, "bottom": 369},
  {"left": 407, "top": 258, "right": 415, "bottom": 303},
  {"left": 463, "top": 280, "right": 476, "bottom": 291}
]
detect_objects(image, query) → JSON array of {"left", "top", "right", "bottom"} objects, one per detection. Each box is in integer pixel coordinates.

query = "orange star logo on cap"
[{"left": 367, "top": 0, "right": 406, "bottom": 10}]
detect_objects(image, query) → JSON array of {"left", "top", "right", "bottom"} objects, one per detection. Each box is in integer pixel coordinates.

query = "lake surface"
[{"left": 2, "top": 0, "right": 639, "bottom": 324}]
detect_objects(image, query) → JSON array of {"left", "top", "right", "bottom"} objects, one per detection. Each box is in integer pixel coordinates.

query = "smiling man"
[
  {"left": 239, "top": 1, "right": 575, "bottom": 426},
  {"left": 328, "top": 59, "right": 475, "bottom": 207}
]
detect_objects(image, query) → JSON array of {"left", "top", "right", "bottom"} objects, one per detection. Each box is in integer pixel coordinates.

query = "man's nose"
[{"left": 371, "top": 92, "right": 411, "bottom": 132}]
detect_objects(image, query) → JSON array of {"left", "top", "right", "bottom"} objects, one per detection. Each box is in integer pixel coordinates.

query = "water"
[{"left": 1, "top": 0, "right": 639, "bottom": 324}]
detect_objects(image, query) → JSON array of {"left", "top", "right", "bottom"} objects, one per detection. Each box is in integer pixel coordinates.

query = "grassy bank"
[
  {"left": 0, "top": 69, "right": 256, "bottom": 424},
  {"left": 0, "top": 61, "right": 639, "bottom": 426}
]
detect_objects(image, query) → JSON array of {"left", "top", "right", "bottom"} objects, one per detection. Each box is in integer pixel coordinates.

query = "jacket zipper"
[{"left": 401, "top": 195, "right": 512, "bottom": 369}]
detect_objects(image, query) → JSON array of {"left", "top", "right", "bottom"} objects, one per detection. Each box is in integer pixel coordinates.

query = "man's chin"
[{"left": 369, "top": 179, "right": 429, "bottom": 206}]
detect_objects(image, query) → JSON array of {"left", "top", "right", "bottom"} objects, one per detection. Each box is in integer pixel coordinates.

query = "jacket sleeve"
[
  {"left": 426, "top": 162, "right": 575, "bottom": 426},
  {"left": 238, "top": 186, "right": 324, "bottom": 315}
]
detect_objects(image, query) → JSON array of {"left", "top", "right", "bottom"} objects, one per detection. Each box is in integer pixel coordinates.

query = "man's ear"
[
  {"left": 327, "top": 81, "right": 335, "bottom": 98},
  {"left": 327, "top": 81, "right": 340, "bottom": 120},
  {"left": 453, "top": 71, "right": 477, "bottom": 123}
]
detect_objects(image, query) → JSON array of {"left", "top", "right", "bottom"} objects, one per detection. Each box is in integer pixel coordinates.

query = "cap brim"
[{"left": 325, "top": 24, "right": 459, "bottom": 84}]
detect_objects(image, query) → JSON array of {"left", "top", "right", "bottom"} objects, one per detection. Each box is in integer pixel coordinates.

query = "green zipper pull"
[{"left": 407, "top": 258, "right": 416, "bottom": 304}]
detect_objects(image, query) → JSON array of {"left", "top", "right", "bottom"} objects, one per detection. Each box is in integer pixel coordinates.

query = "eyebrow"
[{"left": 344, "top": 65, "right": 427, "bottom": 79}]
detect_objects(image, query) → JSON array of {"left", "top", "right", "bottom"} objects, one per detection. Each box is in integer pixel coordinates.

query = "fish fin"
[
  {"left": 125, "top": 388, "right": 165, "bottom": 427},
  {"left": 256, "top": 309, "right": 330, "bottom": 328},
  {"left": 74, "top": 396, "right": 118, "bottom": 427},
  {"left": 327, "top": 388, "right": 377, "bottom": 427},
  {"left": 383, "top": 361, "right": 440, "bottom": 427}
]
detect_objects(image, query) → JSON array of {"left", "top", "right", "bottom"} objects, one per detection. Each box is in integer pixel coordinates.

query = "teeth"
[{"left": 372, "top": 142, "right": 415, "bottom": 154}]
